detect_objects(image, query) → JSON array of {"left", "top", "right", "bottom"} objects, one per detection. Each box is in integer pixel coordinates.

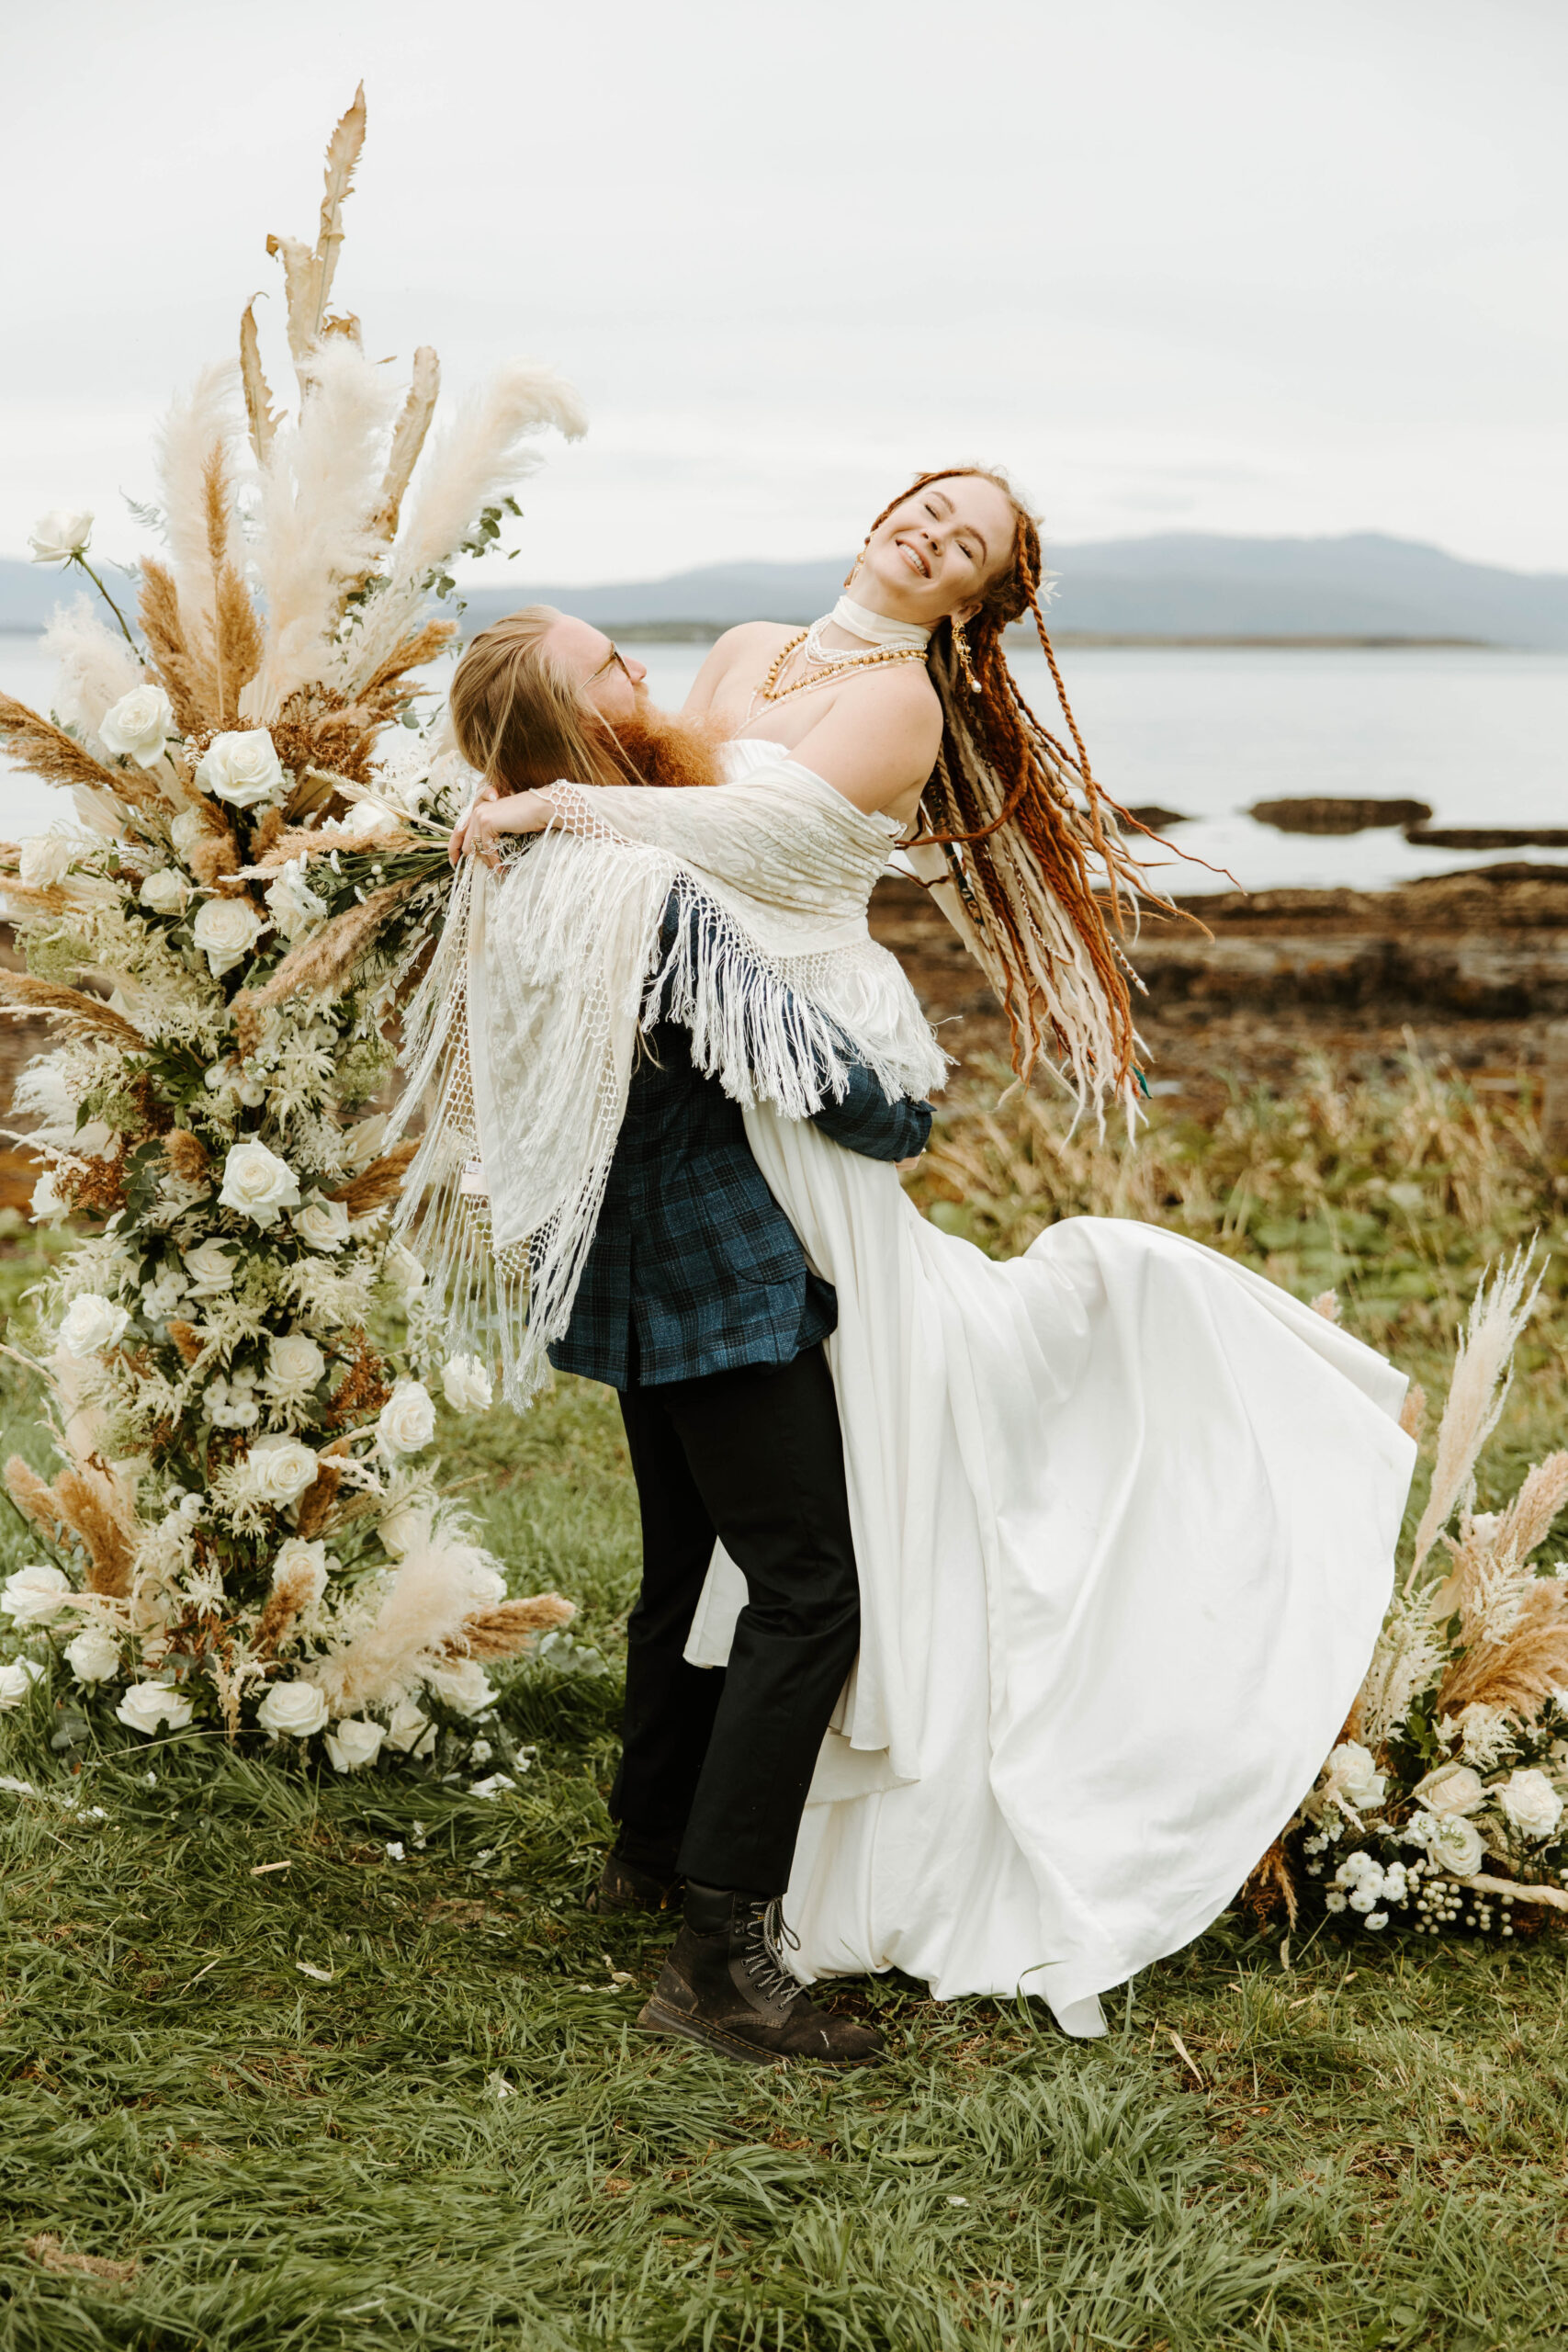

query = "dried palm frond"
[
  {"left": 1436, "top": 1582, "right": 1568, "bottom": 1719},
  {"left": 1399, "top": 1382, "right": 1427, "bottom": 1442},
  {"left": 241, "top": 341, "right": 403, "bottom": 719},
  {"left": 163, "top": 1129, "right": 210, "bottom": 1184},
  {"left": 0, "top": 692, "right": 151, "bottom": 811},
  {"left": 53, "top": 1467, "right": 135, "bottom": 1597},
  {"left": 239, "top": 296, "right": 279, "bottom": 467},
  {"left": 443, "top": 1592, "right": 576, "bottom": 1661},
  {"left": 334, "top": 361, "right": 586, "bottom": 698},
  {"left": 156, "top": 361, "right": 244, "bottom": 605},
  {"left": 165, "top": 1320, "right": 205, "bottom": 1367},
  {"left": 328, "top": 1141, "right": 418, "bottom": 1216},
  {"left": 313, "top": 82, "right": 367, "bottom": 335},
  {"left": 42, "top": 597, "right": 148, "bottom": 743},
  {"left": 267, "top": 233, "right": 323, "bottom": 372},
  {"left": 1493, "top": 1452, "right": 1568, "bottom": 1567},
  {"left": 294, "top": 1457, "right": 345, "bottom": 1542},
  {"left": 241, "top": 875, "right": 423, "bottom": 1013},
  {"left": 0, "top": 973, "right": 146, "bottom": 1052},
  {"left": 6, "top": 1454, "right": 71, "bottom": 1547},
  {"left": 254, "top": 1559, "right": 322, "bottom": 1657},
  {"left": 138, "top": 560, "right": 213, "bottom": 734},
  {"left": 1408, "top": 1250, "right": 1544, "bottom": 1581},
  {"left": 371, "top": 345, "right": 440, "bottom": 538}
]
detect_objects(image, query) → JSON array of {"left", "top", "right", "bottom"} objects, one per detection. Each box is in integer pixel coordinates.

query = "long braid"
[{"left": 861, "top": 466, "right": 1186, "bottom": 1101}]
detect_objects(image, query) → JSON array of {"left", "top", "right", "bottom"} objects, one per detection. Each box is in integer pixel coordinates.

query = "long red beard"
[{"left": 607, "top": 705, "right": 729, "bottom": 791}]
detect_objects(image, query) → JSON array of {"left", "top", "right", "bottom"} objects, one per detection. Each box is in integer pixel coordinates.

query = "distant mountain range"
[{"left": 5, "top": 531, "right": 1566, "bottom": 646}]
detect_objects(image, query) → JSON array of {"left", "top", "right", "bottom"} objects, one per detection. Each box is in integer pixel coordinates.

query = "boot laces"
[{"left": 741, "top": 1897, "right": 802, "bottom": 2005}]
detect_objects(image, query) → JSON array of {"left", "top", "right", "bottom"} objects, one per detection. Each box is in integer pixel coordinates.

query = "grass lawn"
[{"left": 3, "top": 1060, "right": 1567, "bottom": 2350}]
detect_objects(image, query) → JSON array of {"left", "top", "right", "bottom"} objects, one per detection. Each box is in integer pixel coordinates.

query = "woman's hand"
[{"left": 447, "top": 786, "right": 554, "bottom": 867}]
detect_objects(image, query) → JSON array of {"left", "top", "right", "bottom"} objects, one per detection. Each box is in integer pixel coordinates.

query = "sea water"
[{"left": 3, "top": 631, "right": 1563, "bottom": 897}]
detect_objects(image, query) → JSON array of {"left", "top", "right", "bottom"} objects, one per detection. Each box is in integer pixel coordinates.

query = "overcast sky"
[{"left": 4, "top": 0, "right": 1564, "bottom": 585}]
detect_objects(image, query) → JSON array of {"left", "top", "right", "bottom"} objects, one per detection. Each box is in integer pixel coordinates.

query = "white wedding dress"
[{"left": 682, "top": 742, "right": 1416, "bottom": 2038}]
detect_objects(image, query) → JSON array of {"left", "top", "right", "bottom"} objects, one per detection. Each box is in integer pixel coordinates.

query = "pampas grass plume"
[{"left": 1409, "top": 1249, "right": 1544, "bottom": 1580}]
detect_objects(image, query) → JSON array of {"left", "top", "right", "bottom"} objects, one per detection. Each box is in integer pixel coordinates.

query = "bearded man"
[{"left": 446, "top": 607, "right": 931, "bottom": 2065}]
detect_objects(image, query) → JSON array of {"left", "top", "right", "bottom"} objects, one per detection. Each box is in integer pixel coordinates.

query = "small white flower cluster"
[
  {"left": 1409, "top": 1873, "right": 1518, "bottom": 1939},
  {"left": 1322, "top": 1847, "right": 1415, "bottom": 1930}
]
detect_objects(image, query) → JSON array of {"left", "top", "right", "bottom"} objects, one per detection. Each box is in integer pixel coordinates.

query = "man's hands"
[{"left": 447, "top": 783, "right": 555, "bottom": 867}]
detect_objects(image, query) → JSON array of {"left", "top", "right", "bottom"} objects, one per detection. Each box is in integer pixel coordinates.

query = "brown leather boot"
[
  {"left": 586, "top": 1850, "right": 683, "bottom": 1916},
  {"left": 637, "top": 1882, "right": 885, "bottom": 2065}
]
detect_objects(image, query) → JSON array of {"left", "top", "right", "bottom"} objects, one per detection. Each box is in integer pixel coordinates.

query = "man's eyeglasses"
[{"left": 590, "top": 642, "right": 633, "bottom": 684}]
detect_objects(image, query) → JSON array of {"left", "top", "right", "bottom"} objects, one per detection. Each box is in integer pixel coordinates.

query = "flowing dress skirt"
[{"left": 684, "top": 1112, "right": 1415, "bottom": 2037}]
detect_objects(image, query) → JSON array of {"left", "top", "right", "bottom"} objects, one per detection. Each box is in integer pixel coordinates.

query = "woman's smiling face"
[{"left": 855, "top": 474, "right": 1017, "bottom": 626}]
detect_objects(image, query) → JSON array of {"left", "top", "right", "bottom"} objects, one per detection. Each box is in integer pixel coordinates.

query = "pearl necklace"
[{"left": 758, "top": 628, "right": 927, "bottom": 708}]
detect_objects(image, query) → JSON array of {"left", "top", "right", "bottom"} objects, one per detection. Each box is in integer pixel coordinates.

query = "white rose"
[
  {"left": 170, "top": 807, "right": 209, "bottom": 860},
  {"left": 424, "top": 1656, "right": 496, "bottom": 1717},
  {"left": 377, "top": 1501, "right": 425, "bottom": 1559},
  {"left": 1324, "top": 1740, "right": 1386, "bottom": 1815},
  {"left": 2, "top": 1563, "right": 73, "bottom": 1628},
  {"left": 377, "top": 1380, "right": 437, "bottom": 1458},
  {"left": 442, "top": 1354, "right": 494, "bottom": 1413},
  {"left": 196, "top": 729, "right": 286, "bottom": 809},
  {"left": 139, "top": 867, "right": 190, "bottom": 916},
  {"left": 64, "top": 1624, "right": 122, "bottom": 1683},
  {"left": 28, "top": 508, "right": 94, "bottom": 564},
  {"left": 98, "top": 684, "right": 175, "bottom": 768},
  {"left": 264, "top": 856, "right": 329, "bottom": 942},
  {"left": 1497, "top": 1767, "right": 1563, "bottom": 1841},
  {"left": 469, "top": 1772, "right": 518, "bottom": 1799},
  {"left": 116, "top": 1680, "right": 195, "bottom": 1734},
  {"left": 58, "top": 1292, "right": 130, "bottom": 1359},
  {"left": 323, "top": 1716, "right": 385, "bottom": 1772},
  {"left": 337, "top": 797, "right": 400, "bottom": 840},
  {"left": 30, "top": 1170, "right": 68, "bottom": 1225},
  {"left": 382, "top": 1695, "right": 435, "bottom": 1757},
  {"left": 219, "top": 1139, "right": 300, "bottom": 1226},
  {"left": 383, "top": 1243, "right": 425, "bottom": 1298},
  {"left": 262, "top": 1332, "right": 326, "bottom": 1397},
  {"left": 1412, "top": 1762, "right": 1485, "bottom": 1817},
  {"left": 18, "top": 832, "right": 76, "bottom": 888},
  {"left": 184, "top": 1238, "right": 238, "bottom": 1295},
  {"left": 0, "top": 1657, "right": 45, "bottom": 1709},
  {"left": 254, "top": 1679, "right": 330, "bottom": 1738},
  {"left": 241, "top": 1434, "right": 321, "bottom": 1509},
  {"left": 292, "top": 1196, "right": 351, "bottom": 1253},
  {"left": 1423, "top": 1813, "right": 1485, "bottom": 1877},
  {"left": 192, "top": 893, "right": 265, "bottom": 977},
  {"left": 270, "top": 1537, "right": 330, "bottom": 1611}
]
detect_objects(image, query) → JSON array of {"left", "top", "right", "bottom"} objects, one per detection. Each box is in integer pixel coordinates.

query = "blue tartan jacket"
[{"left": 548, "top": 900, "right": 932, "bottom": 1391}]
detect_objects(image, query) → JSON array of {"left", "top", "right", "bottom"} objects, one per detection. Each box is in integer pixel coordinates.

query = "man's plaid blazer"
[{"left": 547, "top": 898, "right": 933, "bottom": 1391}]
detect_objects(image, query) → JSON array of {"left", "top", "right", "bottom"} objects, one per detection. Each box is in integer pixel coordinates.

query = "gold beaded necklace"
[{"left": 757, "top": 628, "right": 928, "bottom": 708}]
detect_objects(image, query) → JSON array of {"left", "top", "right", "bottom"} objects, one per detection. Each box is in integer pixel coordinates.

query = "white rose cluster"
[
  {"left": 377, "top": 1381, "right": 436, "bottom": 1459},
  {"left": 116, "top": 1681, "right": 195, "bottom": 1735},
  {"left": 28, "top": 508, "right": 94, "bottom": 563},
  {"left": 2, "top": 1563, "right": 73, "bottom": 1628},
  {"left": 0, "top": 1657, "right": 45, "bottom": 1709},
  {"left": 58, "top": 1292, "right": 130, "bottom": 1360},
  {"left": 1322, "top": 1740, "right": 1386, "bottom": 1819},
  {"left": 255, "top": 1679, "right": 329, "bottom": 1738},
  {"left": 262, "top": 1332, "right": 325, "bottom": 1403},
  {"left": 324, "top": 1717, "right": 384, "bottom": 1772},
  {"left": 18, "top": 832, "right": 79, "bottom": 888},
  {"left": 193, "top": 894, "right": 265, "bottom": 977},
  {"left": 1406, "top": 1807, "right": 1485, "bottom": 1879},
  {"left": 184, "top": 1239, "right": 237, "bottom": 1295},
  {"left": 196, "top": 729, "right": 286, "bottom": 808},
  {"left": 98, "top": 684, "right": 175, "bottom": 768},
  {"left": 1497, "top": 1768, "right": 1562, "bottom": 1841},
  {"left": 64, "top": 1623, "right": 121, "bottom": 1683},
  {"left": 442, "top": 1355, "right": 493, "bottom": 1413},
  {"left": 293, "top": 1196, "right": 351, "bottom": 1253},
  {"left": 236, "top": 1434, "right": 320, "bottom": 1509},
  {"left": 270, "top": 1538, "right": 330, "bottom": 1611},
  {"left": 140, "top": 866, "right": 190, "bottom": 917},
  {"left": 219, "top": 1140, "right": 299, "bottom": 1227}
]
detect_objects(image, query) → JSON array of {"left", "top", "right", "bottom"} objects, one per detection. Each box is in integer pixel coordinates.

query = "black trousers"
[{"left": 612, "top": 1343, "right": 861, "bottom": 1896}]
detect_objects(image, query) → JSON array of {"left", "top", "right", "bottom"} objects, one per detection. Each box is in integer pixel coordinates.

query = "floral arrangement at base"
[
  {"left": 0, "top": 91, "right": 584, "bottom": 1772},
  {"left": 1253, "top": 1252, "right": 1568, "bottom": 1945}
]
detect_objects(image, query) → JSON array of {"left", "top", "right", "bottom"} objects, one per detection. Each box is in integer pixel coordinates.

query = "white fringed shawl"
[{"left": 389, "top": 752, "right": 946, "bottom": 1406}]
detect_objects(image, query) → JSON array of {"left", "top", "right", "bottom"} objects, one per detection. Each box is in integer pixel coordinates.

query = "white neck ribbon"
[{"left": 829, "top": 594, "right": 931, "bottom": 651}]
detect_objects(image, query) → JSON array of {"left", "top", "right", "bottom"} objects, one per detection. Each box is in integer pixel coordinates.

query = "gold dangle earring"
[
  {"left": 952, "top": 616, "right": 983, "bottom": 695},
  {"left": 842, "top": 535, "right": 871, "bottom": 590}
]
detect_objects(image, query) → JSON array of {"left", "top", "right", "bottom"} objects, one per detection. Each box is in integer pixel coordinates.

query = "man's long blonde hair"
[{"left": 447, "top": 605, "right": 626, "bottom": 794}]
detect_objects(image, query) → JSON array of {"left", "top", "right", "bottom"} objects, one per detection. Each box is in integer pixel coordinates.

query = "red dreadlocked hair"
[{"left": 851, "top": 468, "right": 1185, "bottom": 1102}]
